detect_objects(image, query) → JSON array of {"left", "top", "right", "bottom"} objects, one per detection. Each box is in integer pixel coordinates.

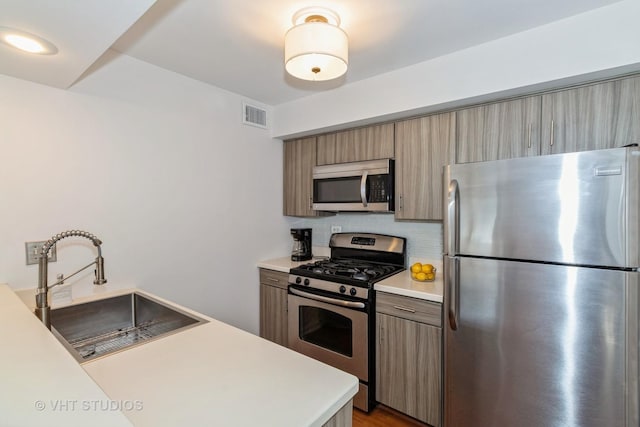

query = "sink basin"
[{"left": 50, "top": 292, "right": 207, "bottom": 362}]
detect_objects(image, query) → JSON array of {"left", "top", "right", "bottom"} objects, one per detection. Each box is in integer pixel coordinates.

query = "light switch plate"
[
  {"left": 331, "top": 225, "right": 342, "bottom": 234},
  {"left": 25, "top": 241, "right": 57, "bottom": 265}
]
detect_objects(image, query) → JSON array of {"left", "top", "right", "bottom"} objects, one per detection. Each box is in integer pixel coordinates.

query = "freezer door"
[
  {"left": 444, "top": 146, "right": 640, "bottom": 268},
  {"left": 444, "top": 257, "right": 638, "bottom": 427}
]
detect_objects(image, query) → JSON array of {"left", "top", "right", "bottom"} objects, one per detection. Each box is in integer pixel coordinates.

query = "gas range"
[
  {"left": 289, "top": 258, "right": 404, "bottom": 299},
  {"left": 286, "top": 232, "right": 406, "bottom": 413},
  {"left": 289, "top": 232, "right": 406, "bottom": 299}
]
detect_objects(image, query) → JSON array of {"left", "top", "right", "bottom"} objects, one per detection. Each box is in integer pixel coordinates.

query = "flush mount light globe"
[
  {"left": 0, "top": 27, "right": 58, "bottom": 55},
  {"left": 284, "top": 7, "right": 348, "bottom": 81}
]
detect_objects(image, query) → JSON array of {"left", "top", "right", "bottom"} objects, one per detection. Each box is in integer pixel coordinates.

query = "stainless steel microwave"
[{"left": 312, "top": 159, "right": 394, "bottom": 212}]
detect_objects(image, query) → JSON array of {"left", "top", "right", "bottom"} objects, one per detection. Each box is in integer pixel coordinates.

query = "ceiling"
[{"left": 0, "top": 0, "right": 623, "bottom": 106}]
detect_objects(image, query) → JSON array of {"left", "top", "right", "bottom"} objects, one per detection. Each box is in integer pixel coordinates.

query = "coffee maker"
[{"left": 290, "top": 228, "right": 312, "bottom": 261}]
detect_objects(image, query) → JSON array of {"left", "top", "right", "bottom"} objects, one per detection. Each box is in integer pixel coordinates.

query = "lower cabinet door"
[
  {"left": 376, "top": 312, "right": 441, "bottom": 426},
  {"left": 259, "top": 284, "right": 288, "bottom": 347}
]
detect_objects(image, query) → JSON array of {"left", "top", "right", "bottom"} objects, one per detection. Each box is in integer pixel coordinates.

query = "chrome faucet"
[{"left": 35, "top": 230, "right": 107, "bottom": 329}]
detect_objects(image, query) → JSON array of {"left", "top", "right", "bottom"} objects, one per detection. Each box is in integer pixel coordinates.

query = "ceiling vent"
[{"left": 242, "top": 102, "right": 267, "bottom": 129}]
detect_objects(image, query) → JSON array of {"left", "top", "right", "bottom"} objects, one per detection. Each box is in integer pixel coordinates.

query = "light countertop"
[
  {"left": 257, "top": 251, "right": 329, "bottom": 274},
  {"left": 375, "top": 270, "right": 443, "bottom": 303},
  {"left": 3, "top": 285, "right": 357, "bottom": 427},
  {"left": 0, "top": 284, "right": 132, "bottom": 427},
  {"left": 375, "top": 258, "right": 443, "bottom": 303}
]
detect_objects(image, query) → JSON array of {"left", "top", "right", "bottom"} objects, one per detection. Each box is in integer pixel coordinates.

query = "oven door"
[{"left": 287, "top": 287, "right": 368, "bottom": 381}]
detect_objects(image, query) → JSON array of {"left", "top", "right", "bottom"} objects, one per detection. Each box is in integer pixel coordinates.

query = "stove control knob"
[
  {"left": 304, "top": 278, "right": 310, "bottom": 286},
  {"left": 339, "top": 285, "right": 346, "bottom": 294},
  {"left": 350, "top": 288, "right": 357, "bottom": 296},
  {"left": 295, "top": 277, "right": 302, "bottom": 284}
]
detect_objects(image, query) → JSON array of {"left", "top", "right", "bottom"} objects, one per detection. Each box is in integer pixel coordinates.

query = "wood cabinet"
[
  {"left": 283, "top": 137, "right": 317, "bottom": 217},
  {"left": 283, "top": 75, "right": 640, "bottom": 219},
  {"left": 455, "top": 97, "right": 541, "bottom": 163},
  {"left": 316, "top": 123, "right": 394, "bottom": 165},
  {"left": 376, "top": 292, "right": 442, "bottom": 426},
  {"left": 395, "top": 113, "right": 455, "bottom": 221},
  {"left": 259, "top": 269, "right": 289, "bottom": 347},
  {"left": 540, "top": 75, "right": 640, "bottom": 155},
  {"left": 456, "top": 75, "right": 640, "bottom": 163}
]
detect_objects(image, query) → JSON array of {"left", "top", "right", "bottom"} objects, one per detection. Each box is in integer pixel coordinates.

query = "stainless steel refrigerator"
[{"left": 443, "top": 146, "right": 639, "bottom": 427}]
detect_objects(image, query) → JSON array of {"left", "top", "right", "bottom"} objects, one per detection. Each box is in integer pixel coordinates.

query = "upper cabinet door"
[
  {"left": 395, "top": 113, "right": 455, "bottom": 221},
  {"left": 316, "top": 133, "right": 337, "bottom": 166},
  {"left": 456, "top": 96, "right": 541, "bottom": 163},
  {"left": 316, "top": 123, "right": 395, "bottom": 165},
  {"left": 541, "top": 75, "right": 640, "bottom": 155},
  {"left": 283, "top": 137, "right": 317, "bottom": 217}
]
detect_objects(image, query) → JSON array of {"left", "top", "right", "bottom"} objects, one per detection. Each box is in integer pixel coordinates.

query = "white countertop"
[
  {"left": 375, "top": 269, "right": 443, "bottom": 303},
  {"left": 258, "top": 255, "right": 444, "bottom": 303},
  {"left": 3, "top": 285, "right": 357, "bottom": 427},
  {"left": 375, "top": 258, "right": 443, "bottom": 303},
  {"left": 0, "top": 284, "right": 133, "bottom": 427},
  {"left": 257, "top": 254, "right": 328, "bottom": 273}
]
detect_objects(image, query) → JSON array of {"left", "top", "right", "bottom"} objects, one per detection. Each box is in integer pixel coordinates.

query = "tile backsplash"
[{"left": 287, "top": 213, "right": 443, "bottom": 260}]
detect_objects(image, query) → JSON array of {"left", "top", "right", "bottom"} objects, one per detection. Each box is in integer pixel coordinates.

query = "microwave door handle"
[{"left": 360, "top": 171, "right": 368, "bottom": 207}]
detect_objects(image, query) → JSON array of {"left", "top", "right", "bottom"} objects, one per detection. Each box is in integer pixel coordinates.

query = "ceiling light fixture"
[
  {"left": 284, "top": 7, "right": 348, "bottom": 81},
  {"left": 0, "top": 27, "right": 58, "bottom": 55}
]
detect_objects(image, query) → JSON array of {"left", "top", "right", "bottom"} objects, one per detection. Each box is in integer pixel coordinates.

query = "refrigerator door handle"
[
  {"left": 447, "top": 256, "right": 460, "bottom": 330},
  {"left": 447, "top": 179, "right": 460, "bottom": 255}
]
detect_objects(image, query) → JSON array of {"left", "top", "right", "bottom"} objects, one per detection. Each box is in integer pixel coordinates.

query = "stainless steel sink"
[{"left": 50, "top": 292, "right": 207, "bottom": 362}]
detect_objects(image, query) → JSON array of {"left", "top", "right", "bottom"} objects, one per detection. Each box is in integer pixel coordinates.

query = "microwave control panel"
[{"left": 368, "top": 175, "right": 388, "bottom": 202}]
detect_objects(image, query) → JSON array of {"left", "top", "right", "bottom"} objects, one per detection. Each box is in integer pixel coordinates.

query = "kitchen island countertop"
[
  {"left": 3, "top": 284, "right": 357, "bottom": 426},
  {"left": 0, "top": 284, "right": 132, "bottom": 427}
]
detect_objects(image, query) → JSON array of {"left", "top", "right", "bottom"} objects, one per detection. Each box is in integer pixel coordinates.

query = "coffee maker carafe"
[{"left": 291, "top": 228, "right": 312, "bottom": 261}]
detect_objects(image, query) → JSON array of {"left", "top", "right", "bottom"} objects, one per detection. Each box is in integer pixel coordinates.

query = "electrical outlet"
[
  {"left": 25, "top": 241, "right": 57, "bottom": 265},
  {"left": 331, "top": 225, "right": 342, "bottom": 234}
]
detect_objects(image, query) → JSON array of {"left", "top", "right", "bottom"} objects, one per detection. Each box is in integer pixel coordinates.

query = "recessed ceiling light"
[{"left": 0, "top": 27, "right": 58, "bottom": 55}]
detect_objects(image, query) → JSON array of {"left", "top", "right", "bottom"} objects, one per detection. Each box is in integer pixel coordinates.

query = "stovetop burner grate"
[{"left": 294, "top": 258, "right": 404, "bottom": 284}]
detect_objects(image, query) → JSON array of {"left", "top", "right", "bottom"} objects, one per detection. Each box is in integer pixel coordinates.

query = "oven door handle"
[{"left": 289, "top": 287, "right": 366, "bottom": 309}]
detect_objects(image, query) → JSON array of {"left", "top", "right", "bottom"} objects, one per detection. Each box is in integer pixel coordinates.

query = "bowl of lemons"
[{"left": 410, "top": 262, "right": 436, "bottom": 282}]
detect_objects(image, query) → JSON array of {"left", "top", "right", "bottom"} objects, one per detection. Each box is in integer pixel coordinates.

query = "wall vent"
[{"left": 242, "top": 102, "right": 267, "bottom": 129}]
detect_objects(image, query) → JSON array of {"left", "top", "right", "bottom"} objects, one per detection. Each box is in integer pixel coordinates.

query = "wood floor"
[{"left": 353, "top": 405, "right": 427, "bottom": 427}]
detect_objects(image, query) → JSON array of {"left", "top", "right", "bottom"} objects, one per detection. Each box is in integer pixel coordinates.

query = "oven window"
[{"left": 298, "top": 306, "right": 353, "bottom": 357}]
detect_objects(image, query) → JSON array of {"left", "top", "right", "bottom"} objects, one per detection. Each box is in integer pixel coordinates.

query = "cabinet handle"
[
  {"left": 399, "top": 194, "right": 403, "bottom": 210},
  {"left": 309, "top": 197, "right": 313, "bottom": 210},
  {"left": 550, "top": 120, "right": 555, "bottom": 147},
  {"left": 393, "top": 305, "right": 416, "bottom": 313},
  {"left": 527, "top": 123, "right": 532, "bottom": 149},
  {"left": 267, "top": 278, "right": 280, "bottom": 283}
]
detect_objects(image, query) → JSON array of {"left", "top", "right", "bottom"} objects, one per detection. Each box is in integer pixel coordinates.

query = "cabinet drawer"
[
  {"left": 376, "top": 292, "right": 442, "bottom": 327},
  {"left": 259, "top": 269, "right": 289, "bottom": 290}
]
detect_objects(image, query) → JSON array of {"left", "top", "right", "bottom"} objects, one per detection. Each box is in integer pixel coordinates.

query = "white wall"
[
  {"left": 0, "top": 50, "right": 291, "bottom": 333},
  {"left": 273, "top": 0, "right": 640, "bottom": 138}
]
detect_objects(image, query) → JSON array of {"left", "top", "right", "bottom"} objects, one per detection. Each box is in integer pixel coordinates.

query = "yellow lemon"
[
  {"left": 426, "top": 272, "right": 435, "bottom": 281},
  {"left": 411, "top": 272, "right": 418, "bottom": 280},
  {"left": 410, "top": 263, "right": 422, "bottom": 273},
  {"left": 421, "top": 263, "right": 434, "bottom": 274},
  {"left": 416, "top": 272, "right": 427, "bottom": 281}
]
